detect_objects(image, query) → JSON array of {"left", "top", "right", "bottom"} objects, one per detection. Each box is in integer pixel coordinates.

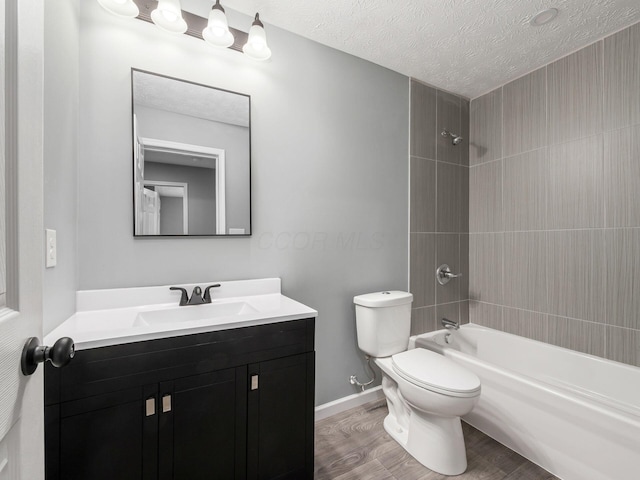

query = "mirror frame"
[{"left": 131, "top": 68, "right": 252, "bottom": 237}]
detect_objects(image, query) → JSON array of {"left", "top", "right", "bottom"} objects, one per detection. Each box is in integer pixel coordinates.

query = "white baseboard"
[{"left": 314, "top": 386, "right": 385, "bottom": 422}]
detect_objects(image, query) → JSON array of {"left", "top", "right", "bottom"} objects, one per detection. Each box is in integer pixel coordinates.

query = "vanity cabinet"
[{"left": 45, "top": 318, "right": 315, "bottom": 480}]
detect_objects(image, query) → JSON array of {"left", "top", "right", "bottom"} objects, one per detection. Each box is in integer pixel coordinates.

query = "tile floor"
[{"left": 314, "top": 399, "right": 559, "bottom": 480}]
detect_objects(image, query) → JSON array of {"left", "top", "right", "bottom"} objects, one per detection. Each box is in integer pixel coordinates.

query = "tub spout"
[{"left": 442, "top": 318, "right": 459, "bottom": 331}]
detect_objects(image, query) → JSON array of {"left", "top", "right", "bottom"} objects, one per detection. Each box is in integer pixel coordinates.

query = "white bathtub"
[{"left": 413, "top": 324, "right": 640, "bottom": 480}]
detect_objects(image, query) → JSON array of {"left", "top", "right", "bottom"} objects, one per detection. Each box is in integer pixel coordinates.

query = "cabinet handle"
[
  {"left": 145, "top": 397, "right": 156, "bottom": 417},
  {"left": 162, "top": 394, "right": 172, "bottom": 413},
  {"left": 250, "top": 374, "right": 259, "bottom": 391}
]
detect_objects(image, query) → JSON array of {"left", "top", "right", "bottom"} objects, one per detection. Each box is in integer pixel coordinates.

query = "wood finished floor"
[{"left": 314, "top": 399, "right": 559, "bottom": 480}]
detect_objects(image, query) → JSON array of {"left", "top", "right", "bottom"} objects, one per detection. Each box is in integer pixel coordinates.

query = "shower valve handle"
[{"left": 436, "top": 264, "right": 462, "bottom": 285}]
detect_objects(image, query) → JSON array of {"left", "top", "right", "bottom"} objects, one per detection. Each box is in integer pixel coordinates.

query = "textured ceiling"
[
  {"left": 211, "top": 0, "right": 640, "bottom": 99},
  {"left": 133, "top": 70, "right": 250, "bottom": 127}
]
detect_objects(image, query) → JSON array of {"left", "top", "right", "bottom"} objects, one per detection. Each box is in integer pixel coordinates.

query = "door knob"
[{"left": 21, "top": 336, "right": 75, "bottom": 376}]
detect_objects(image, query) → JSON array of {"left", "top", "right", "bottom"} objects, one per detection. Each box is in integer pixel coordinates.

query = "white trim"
[
  {"left": 138, "top": 137, "right": 226, "bottom": 234},
  {"left": 314, "top": 386, "right": 385, "bottom": 422},
  {"left": 143, "top": 180, "right": 189, "bottom": 235},
  {"left": 216, "top": 151, "right": 226, "bottom": 234}
]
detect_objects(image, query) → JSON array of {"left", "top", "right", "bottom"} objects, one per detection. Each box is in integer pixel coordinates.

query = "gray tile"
[
  {"left": 411, "top": 80, "right": 437, "bottom": 159},
  {"left": 503, "top": 460, "right": 557, "bottom": 480},
  {"left": 503, "top": 232, "right": 547, "bottom": 312},
  {"left": 547, "top": 316, "right": 605, "bottom": 357},
  {"left": 470, "top": 88, "right": 502, "bottom": 165},
  {"left": 459, "top": 234, "right": 469, "bottom": 300},
  {"left": 437, "top": 163, "right": 467, "bottom": 233},
  {"left": 315, "top": 400, "right": 558, "bottom": 480},
  {"left": 604, "top": 23, "right": 640, "bottom": 130},
  {"left": 460, "top": 98, "right": 470, "bottom": 167},
  {"left": 436, "top": 234, "right": 460, "bottom": 304},
  {"left": 502, "top": 307, "right": 548, "bottom": 342},
  {"left": 604, "top": 125, "right": 640, "bottom": 227},
  {"left": 605, "top": 229, "right": 640, "bottom": 330},
  {"left": 547, "top": 230, "right": 605, "bottom": 323},
  {"left": 460, "top": 165, "right": 469, "bottom": 233},
  {"left": 605, "top": 326, "right": 640, "bottom": 367},
  {"left": 469, "top": 233, "right": 503, "bottom": 304},
  {"left": 410, "top": 157, "right": 436, "bottom": 232},
  {"left": 469, "top": 434, "right": 528, "bottom": 476},
  {"left": 547, "top": 135, "right": 604, "bottom": 229},
  {"left": 459, "top": 300, "right": 469, "bottom": 325},
  {"left": 411, "top": 306, "right": 436, "bottom": 335},
  {"left": 469, "top": 301, "right": 503, "bottom": 330},
  {"left": 410, "top": 233, "right": 436, "bottom": 308},
  {"left": 547, "top": 42, "right": 603, "bottom": 144},
  {"left": 503, "top": 68, "right": 547, "bottom": 157},
  {"left": 436, "top": 302, "right": 460, "bottom": 328},
  {"left": 503, "top": 148, "right": 547, "bottom": 231},
  {"left": 332, "top": 459, "right": 394, "bottom": 480},
  {"left": 437, "top": 90, "right": 461, "bottom": 164},
  {"left": 469, "top": 160, "right": 502, "bottom": 233}
]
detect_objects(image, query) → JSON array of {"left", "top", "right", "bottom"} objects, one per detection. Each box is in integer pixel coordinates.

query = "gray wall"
[
  {"left": 43, "top": 0, "right": 79, "bottom": 334},
  {"left": 468, "top": 21, "right": 640, "bottom": 367},
  {"left": 145, "top": 161, "right": 216, "bottom": 235},
  {"left": 136, "top": 105, "right": 250, "bottom": 232},
  {"left": 77, "top": 1, "right": 409, "bottom": 404},
  {"left": 409, "top": 80, "right": 470, "bottom": 335}
]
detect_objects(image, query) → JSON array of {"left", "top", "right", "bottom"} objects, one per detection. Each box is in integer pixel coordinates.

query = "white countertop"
[{"left": 45, "top": 278, "right": 317, "bottom": 350}]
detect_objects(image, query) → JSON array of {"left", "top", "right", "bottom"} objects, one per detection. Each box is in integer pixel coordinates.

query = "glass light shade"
[
  {"left": 97, "top": 0, "right": 139, "bottom": 18},
  {"left": 202, "top": 7, "right": 234, "bottom": 48},
  {"left": 150, "top": 0, "right": 188, "bottom": 34},
  {"left": 243, "top": 21, "right": 271, "bottom": 61}
]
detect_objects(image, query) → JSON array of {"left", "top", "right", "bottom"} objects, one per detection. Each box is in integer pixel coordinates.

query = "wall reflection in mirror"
[{"left": 132, "top": 69, "right": 251, "bottom": 236}]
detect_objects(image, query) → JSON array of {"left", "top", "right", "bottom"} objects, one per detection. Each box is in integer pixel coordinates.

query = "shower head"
[{"left": 441, "top": 129, "right": 463, "bottom": 146}]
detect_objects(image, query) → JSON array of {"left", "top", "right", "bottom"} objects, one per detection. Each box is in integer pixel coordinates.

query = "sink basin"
[{"left": 134, "top": 301, "right": 258, "bottom": 326}]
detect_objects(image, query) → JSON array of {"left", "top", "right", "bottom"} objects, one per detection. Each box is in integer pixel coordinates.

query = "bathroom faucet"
[
  {"left": 170, "top": 284, "right": 221, "bottom": 306},
  {"left": 441, "top": 318, "right": 460, "bottom": 331}
]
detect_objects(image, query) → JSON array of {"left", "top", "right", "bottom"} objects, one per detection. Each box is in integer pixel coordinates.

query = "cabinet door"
[
  {"left": 53, "top": 385, "right": 158, "bottom": 480},
  {"left": 158, "top": 366, "right": 247, "bottom": 480},
  {"left": 248, "top": 352, "right": 315, "bottom": 480}
]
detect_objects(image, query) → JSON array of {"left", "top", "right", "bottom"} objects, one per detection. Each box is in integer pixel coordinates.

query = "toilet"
[{"left": 354, "top": 291, "right": 481, "bottom": 476}]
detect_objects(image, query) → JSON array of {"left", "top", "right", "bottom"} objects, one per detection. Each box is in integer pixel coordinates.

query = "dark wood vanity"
[{"left": 44, "top": 318, "right": 315, "bottom": 479}]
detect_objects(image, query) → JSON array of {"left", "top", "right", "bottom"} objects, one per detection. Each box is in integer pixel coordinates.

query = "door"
[
  {"left": 142, "top": 188, "right": 160, "bottom": 235},
  {"left": 158, "top": 367, "right": 247, "bottom": 480},
  {"left": 247, "top": 353, "right": 315, "bottom": 480},
  {"left": 52, "top": 385, "right": 158, "bottom": 480},
  {"left": 0, "top": 0, "right": 46, "bottom": 478}
]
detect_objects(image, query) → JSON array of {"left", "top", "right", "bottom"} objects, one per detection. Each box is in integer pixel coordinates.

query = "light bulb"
[
  {"left": 151, "top": 0, "right": 188, "bottom": 34},
  {"left": 97, "top": 0, "right": 139, "bottom": 18},
  {"left": 202, "top": 1, "right": 234, "bottom": 48},
  {"left": 243, "top": 13, "right": 271, "bottom": 60}
]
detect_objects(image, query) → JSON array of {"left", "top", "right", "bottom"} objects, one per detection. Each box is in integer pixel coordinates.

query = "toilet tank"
[{"left": 353, "top": 291, "right": 413, "bottom": 357}]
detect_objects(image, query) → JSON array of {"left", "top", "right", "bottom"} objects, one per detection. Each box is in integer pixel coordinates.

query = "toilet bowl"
[{"left": 353, "top": 291, "right": 481, "bottom": 476}]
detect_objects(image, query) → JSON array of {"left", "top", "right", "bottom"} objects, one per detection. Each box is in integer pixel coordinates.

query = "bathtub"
[{"left": 413, "top": 324, "right": 640, "bottom": 480}]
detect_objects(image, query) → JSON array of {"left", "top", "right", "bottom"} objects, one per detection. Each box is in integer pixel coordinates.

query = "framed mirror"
[{"left": 132, "top": 69, "right": 251, "bottom": 236}]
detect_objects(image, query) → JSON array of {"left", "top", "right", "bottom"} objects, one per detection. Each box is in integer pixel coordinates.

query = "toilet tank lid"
[{"left": 353, "top": 291, "right": 413, "bottom": 307}]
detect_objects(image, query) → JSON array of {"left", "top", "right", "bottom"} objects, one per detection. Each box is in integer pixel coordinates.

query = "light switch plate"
[{"left": 45, "top": 229, "right": 57, "bottom": 268}]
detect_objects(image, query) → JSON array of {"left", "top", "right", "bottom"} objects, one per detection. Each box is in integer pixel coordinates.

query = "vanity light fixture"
[
  {"left": 151, "top": 0, "right": 188, "bottom": 34},
  {"left": 202, "top": 0, "right": 235, "bottom": 48},
  {"left": 97, "top": 0, "right": 139, "bottom": 18},
  {"left": 243, "top": 14, "right": 272, "bottom": 61},
  {"left": 97, "top": 0, "right": 272, "bottom": 60}
]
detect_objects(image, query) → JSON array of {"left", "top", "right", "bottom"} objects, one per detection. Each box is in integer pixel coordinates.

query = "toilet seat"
[{"left": 392, "top": 349, "right": 481, "bottom": 398}]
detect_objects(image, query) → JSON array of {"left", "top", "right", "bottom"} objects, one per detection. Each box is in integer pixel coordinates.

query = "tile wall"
[
  {"left": 409, "top": 80, "right": 470, "bottom": 335},
  {"left": 468, "top": 22, "right": 640, "bottom": 367}
]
